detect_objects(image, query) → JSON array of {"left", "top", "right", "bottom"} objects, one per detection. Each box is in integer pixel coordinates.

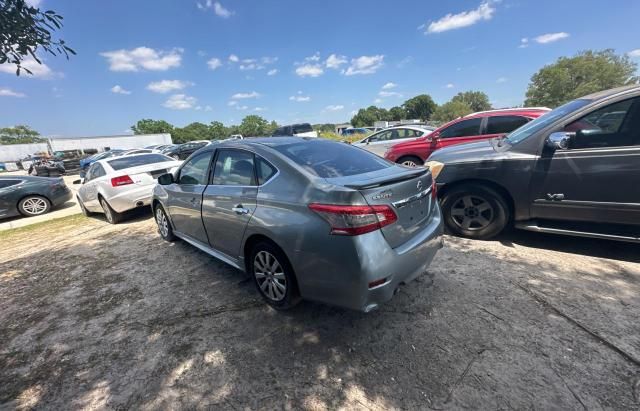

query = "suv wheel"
[
  {"left": 441, "top": 184, "right": 509, "bottom": 240},
  {"left": 249, "top": 242, "right": 301, "bottom": 310},
  {"left": 397, "top": 156, "right": 424, "bottom": 167},
  {"left": 100, "top": 197, "right": 123, "bottom": 224}
]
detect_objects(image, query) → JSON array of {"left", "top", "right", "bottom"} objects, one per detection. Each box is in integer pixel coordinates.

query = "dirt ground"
[{"left": 1, "top": 210, "right": 639, "bottom": 410}]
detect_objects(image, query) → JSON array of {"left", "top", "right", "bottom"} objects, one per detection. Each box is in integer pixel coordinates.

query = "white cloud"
[
  {"left": 379, "top": 91, "right": 402, "bottom": 97},
  {"left": 296, "top": 64, "right": 324, "bottom": 77},
  {"left": 163, "top": 94, "right": 197, "bottom": 110},
  {"left": 207, "top": 57, "right": 222, "bottom": 70},
  {"left": 381, "top": 82, "right": 397, "bottom": 90},
  {"left": 289, "top": 93, "right": 311, "bottom": 102},
  {"left": 254, "top": 107, "right": 267, "bottom": 112},
  {"left": 446, "top": 83, "right": 455, "bottom": 88},
  {"left": 147, "top": 80, "right": 192, "bottom": 93},
  {"left": 267, "top": 68, "right": 278, "bottom": 76},
  {"left": 228, "top": 100, "right": 238, "bottom": 106},
  {"left": 231, "top": 91, "right": 260, "bottom": 99},
  {"left": 100, "top": 47, "right": 182, "bottom": 71},
  {"left": 234, "top": 105, "right": 249, "bottom": 110},
  {"left": 519, "top": 38, "right": 529, "bottom": 48},
  {"left": 0, "top": 56, "right": 53, "bottom": 78},
  {"left": 110, "top": 85, "right": 131, "bottom": 95},
  {"left": 628, "top": 49, "right": 640, "bottom": 58},
  {"left": 534, "top": 32, "right": 569, "bottom": 44},
  {"left": 326, "top": 54, "right": 348, "bottom": 69},
  {"left": 306, "top": 52, "right": 321, "bottom": 62},
  {"left": 228, "top": 54, "right": 239, "bottom": 63},
  {"left": 204, "top": 105, "right": 213, "bottom": 112},
  {"left": 343, "top": 55, "right": 384, "bottom": 76},
  {"left": 0, "top": 87, "right": 26, "bottom": 97},
  {"left": 426, "top": 1, "right": 495, "bottom": 34},
  {"left": 197, "top": 0, "right": 234, "bottom": 18},
  {"left": 374, "top": 98, "right": 383, "bottom": 104},
  {"left": 325, "top": 105, "right": 344, "bottom": 111},
  {"left": 397, "top": 56, "right": 413, "bottom": 68},
  {"left": 496, "top": 77, "right": 508, "bottom": 83}
]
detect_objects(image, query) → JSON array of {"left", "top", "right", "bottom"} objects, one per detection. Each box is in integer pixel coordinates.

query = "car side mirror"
[
  {"left": 158, "top": 173, "right": 174, "bottom": 185},
  {"left": 546, "top": 132, "right": 573, "bottom": 150}
]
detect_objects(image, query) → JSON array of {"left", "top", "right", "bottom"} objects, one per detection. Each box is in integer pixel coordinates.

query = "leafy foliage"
[
  {"left": 0, "top": 125, "right": 45, "bottom": 144},
  {"left": 0, "top": 0, "right": 75, "bottom": 75},
  {"left": 432, "top": 101, "right": 473, "bottom": 123},
  {"left": 451, "top": 91, "right": 492, "bottom": 113},
  {"left": 402, "top": 94, "right": 437, "bottom": 121},
  {"left": 238, "top": 115, "right": 269, "bottom": 137},
  {"left": 351, "top": 106, "right": 389, "bottom": 127},
  {"left": 131, "top": 119, "right": 174, "bottom": 135},
  {"left": 388, "top": 106, "right": 407, "bottom": 121},
  {"left": 172, "top": 122, "right": 212, "bottom": 143},
  {"left": 525, "top": 49, "right": 639, "bottom": 107}
]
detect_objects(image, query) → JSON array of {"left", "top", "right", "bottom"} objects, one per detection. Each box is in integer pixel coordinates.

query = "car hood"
[{"left": 428, "top": 139, "right": 499, "bottom": 164}]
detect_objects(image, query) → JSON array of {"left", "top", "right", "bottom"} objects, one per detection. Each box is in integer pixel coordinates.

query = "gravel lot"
[{"left": 1, "top": 211, "right": 639, "bottom": 410}]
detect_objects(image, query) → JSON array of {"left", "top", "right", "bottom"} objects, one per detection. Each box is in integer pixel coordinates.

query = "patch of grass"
[{"left": 0, "top": 214, "right": 88, "bottom": 240}]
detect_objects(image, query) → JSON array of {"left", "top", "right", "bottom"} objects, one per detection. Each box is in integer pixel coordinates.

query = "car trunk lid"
[{"left": 325, "top": 166, "right": 435, "bottom": 248}]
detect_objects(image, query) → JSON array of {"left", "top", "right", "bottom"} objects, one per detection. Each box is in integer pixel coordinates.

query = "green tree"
[
  {"left": 0, "top": 125, "right": 45, "bottom": 144},
  {"left": 525, "top": 49, "right": 639, "bottom": 107},
  {"left": 131, "top": 119, "right": 174, "bottom": 135},
  {"left": 238, "top": 115, "right": 269, "bottom": 136},
  {"left": 209, "top": 121, "right": 228, "bottom": 140},
  {"left": 402, "top": 94, "right": 437, "bottom": 121},
  {"left": 1, "top": 0, "right": 75, "bottom": 75},
  {"left": 451, "top": 91, "right": 492, "bottom": 113},
  {"left": 350, "top": 106, "right": 389, "bottom": 127},
  {"left": 389, "top": 106, "right": 407, "bottom": 121},
  {"left": 265, "top": 120, "right": 279, "bottom": 136},
  {"left": 432, "top": 100, "right": 473, "bottom": 123},
  {"left": 172, "top": 122, "right": 211, "bottom": 143}
]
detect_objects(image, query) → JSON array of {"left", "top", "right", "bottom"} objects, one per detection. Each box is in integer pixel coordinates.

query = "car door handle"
[{"left": 232, "top": 205, "right": 250, "bottom": 215}]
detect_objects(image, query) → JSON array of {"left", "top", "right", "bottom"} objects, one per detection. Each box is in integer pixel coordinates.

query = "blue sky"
[{"left": 1, "top": 0, "right": 640, "bottom": 137}]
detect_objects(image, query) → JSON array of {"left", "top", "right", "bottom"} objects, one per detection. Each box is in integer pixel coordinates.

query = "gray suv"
[{"left": 152, "top": 137, "right": 443, "bottom": 311}]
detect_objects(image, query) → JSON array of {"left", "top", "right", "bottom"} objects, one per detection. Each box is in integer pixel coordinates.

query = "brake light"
[
  {"left": 308, "top": 203, "right": 398, "bottom": 236},
  {"left": 111, "top": 175, "right": 134, "bottom": 187},
  {"left": 431, "top": 180, "right": 438, "bottom": 201}
]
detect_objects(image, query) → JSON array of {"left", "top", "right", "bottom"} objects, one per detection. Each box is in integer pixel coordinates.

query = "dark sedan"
[
  {"left": 0, "top": 176, "right": 73, "bottom": 219},
  {"left": 161, "top": 141, "right": 210, "bottom": 160}
]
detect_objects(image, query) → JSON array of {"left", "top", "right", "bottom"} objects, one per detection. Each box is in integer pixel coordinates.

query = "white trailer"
[{"left": 47, "top": 133, "right": 172, "bottom": 152}]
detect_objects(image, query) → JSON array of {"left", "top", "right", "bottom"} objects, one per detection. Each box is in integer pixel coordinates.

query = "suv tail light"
[
  {"left": 111, "top": 175, "right": 134, "bottom": 187},
  {"left": 308, "top": 203, "right": 397, "bottom": 236}
]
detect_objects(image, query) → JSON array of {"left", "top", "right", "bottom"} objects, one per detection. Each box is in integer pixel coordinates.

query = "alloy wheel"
[
  {"left": 21, "top": 197, "right": 48, "bottom": 215},
  {"left": 253, "top": 251, "right": 287, "bottom": 301},
  {"left": 101, "top": 199, "right": 113, "bottom": 223},
  {"left": 156, "top": 208, "right": 169, "bottom": 237},
  {"left": 402, "top": 160, "right": 418, "bottom": 167},
  {"left": 450, "top": 195, "right": 495, "bottom": 231}
]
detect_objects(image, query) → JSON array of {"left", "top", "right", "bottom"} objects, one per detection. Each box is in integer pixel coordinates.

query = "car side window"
[
  {"left": 178, "top": 152, "right": 212, "bottom": 185},
  {"left": 564, "top": 97, "right": 640, "bottom": 149},
  {"left": 485, "top": 116, "right": 529, "bottom": 135},
  {"left": 370, "top": 131, "right": 392, "bottom": 142},
  {"left": 256, "top": 157, "right": 277, "bottom": 185},
  {"left": 91, "top": 163, "right": 106, "bottom": 179},
  {"left": 439, "top": 118, "right": 482, "bottom": 138},
  {"left": 212, "top": 150, "right": 256, "bottom": 186},
  {"left": 85, "top": 163, "right": 98, "bottom": 182}
]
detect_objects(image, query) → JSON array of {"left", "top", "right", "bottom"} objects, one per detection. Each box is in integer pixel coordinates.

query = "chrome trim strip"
[
  {"left": 392, "top": 187, "right": 432, "bottom": 209},
  {"left": 515, "top": 223, "right": 640, "bottom": 243},
  {"left": 173, "top": 231, "right": 243, "bottom": 270}
]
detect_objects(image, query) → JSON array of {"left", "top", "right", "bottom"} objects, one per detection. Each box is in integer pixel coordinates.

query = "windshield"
[
  {"left": 107, "top": 154, "right": 173, "bottom": 170},
  {"left": 505, "top": 99, "right": 592, "bottom": 145}
]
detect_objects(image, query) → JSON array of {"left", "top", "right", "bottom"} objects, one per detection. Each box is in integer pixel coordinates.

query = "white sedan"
[
  {"left": 75, "top": 153, "right": 181, "bottom": 224},
  {"left": 352, "top": 125, "right": 435, "bottom": 156}
]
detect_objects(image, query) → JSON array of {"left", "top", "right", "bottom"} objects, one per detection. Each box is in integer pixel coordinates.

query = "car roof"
[
  {"left": 580, "top": 84, "right": 640, "bottom": 101},
  {"left": 0, "top": 175, "right": 56, "bottom": 182},
  {"left": 462, "top": 107, "right": 551, "bottom": 118}
]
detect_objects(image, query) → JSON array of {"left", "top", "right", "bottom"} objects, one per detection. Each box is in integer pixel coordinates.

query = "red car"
[{"left": 384, "top": 108, "right": 550, "bottom": 167}]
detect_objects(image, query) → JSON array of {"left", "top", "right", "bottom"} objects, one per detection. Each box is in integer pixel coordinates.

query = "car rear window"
[
  {"left": 107, "top": 154, "right": 173, "bottom": 170},
  {"left": 292, "top": 124, "right": 313, "bottom": 134},
  {"left": 272, "top": 140, "right": 391, "bottom": 178}
]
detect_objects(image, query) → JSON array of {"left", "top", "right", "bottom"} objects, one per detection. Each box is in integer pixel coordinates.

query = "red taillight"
[
  {"left": 111, "top": 175, "right": 134, "bottom": 187},
  {"left": 308, "top": 203, "right": 398, "bottom": 236},
  {"left": 431, "top": 180, "right": 438, "bottom": 201}
]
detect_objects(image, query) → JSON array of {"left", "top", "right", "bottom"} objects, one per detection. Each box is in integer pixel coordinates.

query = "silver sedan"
[
  {"left": 76, "top": 153, "right": 181, "bottom": 223},
  {"left": 152, "top": 138, "right": 443, "bottom": 312}
]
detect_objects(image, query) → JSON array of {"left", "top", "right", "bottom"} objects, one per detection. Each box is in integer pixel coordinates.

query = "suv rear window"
[
  {"left": 107, "top": 154, "right": 173, "bottom": 170},
  {"left": 272, "top": 140, "right": 391, "bottom": 178}
]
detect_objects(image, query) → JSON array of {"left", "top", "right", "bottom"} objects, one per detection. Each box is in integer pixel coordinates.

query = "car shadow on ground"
[{"left": 1, "top": 218, "right": 639, "bottom": 409}]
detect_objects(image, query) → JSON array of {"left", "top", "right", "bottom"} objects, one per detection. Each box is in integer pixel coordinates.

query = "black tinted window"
[
  {"left": 178, "top": 152, "right": 212, "bottom": 185},
  {"left": 440, "top": 118, "right": 482, "bottom": 138},
  {"left": 108, "top": 154, "right": 173, "bottom": 171},
  {"left": 293, "top": 124, "right": 313, "bottom": 134},
  {"left": 272, "top": 140, "right": 391, "bottom": 178},
  {"left": 486, "top": 116, "right": 529, "bottom": 135},
  {"left": 212, "top": 150, "right": 256, "bottom": 186},
  {"left": 0, "top": 180, "right": 20, "bottom": 188},
  {"left": 256, "top": 157, "right": 277, "bottom": 185}
]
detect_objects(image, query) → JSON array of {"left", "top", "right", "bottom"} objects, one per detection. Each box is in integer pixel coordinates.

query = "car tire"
[
  {"left": 441, "top": 184, "right": 509, "bottom": 240},
  {"left": 77, "top": 196, "right": 92, "bottom": 216},
  {"left": 18, "top": 195, "right": 51, "bottom": 217},
  {"left": 155, "top": 205, "right": 175, "bottom": 242},
  {"left": 99, "top": 197, "right": 123, "bottom": 224},
  {"left": 397, "top": 156, "right": 424, "bottom": 167},
  {"left": 249, "top": 241, "right": 301, "bottom": 310}
]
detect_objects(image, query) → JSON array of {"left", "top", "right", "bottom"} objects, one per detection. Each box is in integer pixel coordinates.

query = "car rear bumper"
[
  {"left": 51, "top": 187, "right": 73, "bottom": 207},
  {"left": 106, "top": 185, "right": 155, "bottom": 213},
  {"left": 292, "top": 205, "right": 444, "bottom": 312}
]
